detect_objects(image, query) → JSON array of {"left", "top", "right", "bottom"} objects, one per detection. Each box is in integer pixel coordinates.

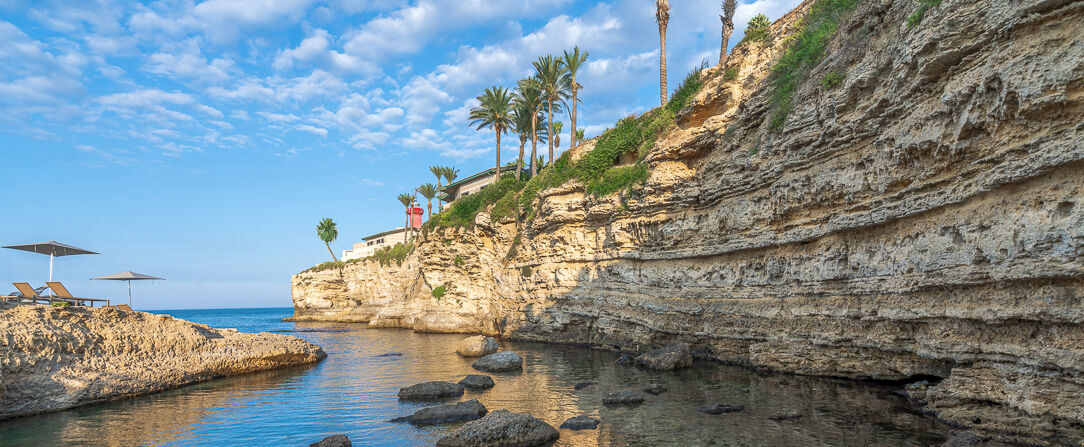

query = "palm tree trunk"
[
  {"left": 546, "top": 100, "right": 554, "bottom": 165},
  {"left": 530, "top": 114, "right": 539, "bottom": 176},
  {"left": 495, "top": 128, "right": 501, "bottom": 183},
  {"left": 427, "top": 200, "right": 432, "bottom": 220},
  {"left": 570, "top": 82, "right": 578, "bottom": 148},
  {"left": 720, "top": 21, "right": 733, "bottom": 65},
  {"left": 518, "top": 140, "right": 525, "bottom": 180},
  {"left": 325, "top": 242, "right": 337, "bottom": 263},
  {"left": 659, "top": 21, "right": 668, "bottom": 106}
]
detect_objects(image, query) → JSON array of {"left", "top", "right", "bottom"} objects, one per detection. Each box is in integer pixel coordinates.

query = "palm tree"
[
  {"left": 469, "top": 86, "right": 516, "bottom": 183},
  {"left": 656, "top": 0, "right": 671, "bottom": 106},
  {"left": 397, "top": 193, "right": 415, "bottom": 240},
  {"left": 720, "top": 0, "right": 736, "bottom": 65},
  {"left": 316, "top": 218, "right": 338, "bottom": 264},
  {"left": 417, "top": 183, "right": 438, "bottom": 219},
  {"left": 576, "top": 128, "right": 585, "bottom": 142},
  {"left": 561, "top": 47, "right": 588, "bottom": 149},
  {"left": 511, "top": 104, "right": 534, "bottom": 180},
  {"left": 443, "top": 167, "right": 459, "bottom": 185},
  {"left": 532, "top": 55, "right": 568, "bottom": 168},
  {"left": 552, "top": 121, "right": 563, "bottom": 154},
  {"left": 516, "top": 78, "right": 546, "bottom": 177}
]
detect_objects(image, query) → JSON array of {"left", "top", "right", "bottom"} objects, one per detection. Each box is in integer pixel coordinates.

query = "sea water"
[{"left": 0, "top": 308, "right": 949, "bottom": 446}]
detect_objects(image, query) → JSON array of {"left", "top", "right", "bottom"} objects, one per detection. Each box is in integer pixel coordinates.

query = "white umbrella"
[
  {"left": 92, "top": 271, "right": 164, "bottom": 307},
  {"left": 3, "top": 241, "right": 99, "bottom": 282}
]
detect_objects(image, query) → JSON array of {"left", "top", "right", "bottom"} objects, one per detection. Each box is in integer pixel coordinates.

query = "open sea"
[{"left": 0, "top": 307, "right": 950, "bottom": 446}]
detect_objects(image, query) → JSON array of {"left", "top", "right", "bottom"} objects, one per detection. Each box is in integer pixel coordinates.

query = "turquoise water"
[{"left": 0, "top": 308, "right": 950, "bottom": 446}]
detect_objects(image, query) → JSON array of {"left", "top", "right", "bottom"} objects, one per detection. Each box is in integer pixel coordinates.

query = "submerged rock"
[
  {"left": 602, "top": 390, "right": 645, "bottom": 405},
  {"left": 456, "top": 335, "right": 499, "bottom": 357},
  {"left": 309, "top": 434, "right": 351, "bottom": 447},
  {"left": 472, "top": 351, "right": 523, "bottom": 372},
  {"left": 573, "top": 382, "right": 594, "bottom": 390},
  {"left": 616, "top": 354, "right": 635, "bottom": 366},
  {"left": 0, "top": 303, "right": 326, "bottom": 420},
  {"left": 769, "top": 408, "right": 801, "bottom": 421},
  {"left": 634, "top": 343, "right": 693, "bottom": 370},
  {"left": 643, "top": 384, "right": 668, "bottom": 395},
  {"left": 397, "top": 381, "right": 464, "bottom": 400},
  {"left": 436, "top": 409, "right": 559, "bottom": 447},
  {"left": 459, "top": 374, "right": 495, "bottom": 389},
  {"left": 942, "top": 431, "right": 985, "bottom": 447},
  {"left": 392, "top": 399, "right": 488, "bottom": 425},
  {"left": 698, "top": 403, "right": 745, "bottom": 414},
  {"left": 560, "top": 415, "right": 600, "bottom": 430}
]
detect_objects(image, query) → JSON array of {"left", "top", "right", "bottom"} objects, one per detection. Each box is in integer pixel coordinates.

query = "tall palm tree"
[
  {"left": 720, "top": 0, "right": 736, "bottom": 65},
  {"left": 561, "top": 47, "right": 588, "bottom": 149},
  {"left": 316, "top": 218, "right": 338, "bottom": 263},
  {"left": 516, "top": 78, "right": 546, "bottom": 177},
  {"left": 443, "top": 167, "right": 459, "bottom": 185},
  {"left": 511, "top": 104, "right": 534, "bottom": 180},
  {"left": 416, "top": 183, "right": 437, "bottom": 219},
  {"left": 552, "top": 121, "right": 563, "bottom": 155},
  {"left": 397, "top": 193, "right": 415, "bottom": 240},
  {"left": 469, "top": 86, "right": 516, "bottom": 183},
  {"left": 532, "top": 55, "right": 568, "bottom": 168},
  {"left": 656, "top": 0, "right": 671, "bottom": 106}
]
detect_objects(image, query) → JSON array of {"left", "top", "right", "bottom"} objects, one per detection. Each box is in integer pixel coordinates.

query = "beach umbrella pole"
[
  {"left": 128, "top": 281, "right": 132, "bottom": 306},
  {"left": 49, "top": 254, "right": 54, "bottom": 281}
]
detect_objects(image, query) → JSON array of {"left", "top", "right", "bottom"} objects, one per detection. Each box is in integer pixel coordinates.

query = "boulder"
[
  {"left": 459, "top": 374, "right": 495, "bottom": 389},
  {"left": 456, "top": 335, "right": 499, "bottom": 357},
  {"left": 397, "top": 381, "right": 464, "bottom": 400},
  {"left": 436, "top": 409, "right": 559, "bottom": 447},
  {"left": 769, "top": 408, "right": 801, "bottom": 421},
  {"left": 392, "top": 399, "right": 488, "bottom": 425},
  {"left": 602, "top": 390, "right": 645, "bottom": 405},
  {"left": 310, "top": 434, "right": 351, "bottom": 447},
  {"left": 472, "top": 351, "right": 523, "bottom": 372},
  {"left": 560, "top": 415, "right": 600, "bottom": 430},
  {"left": 643, "top": 384, "right": 668, "bottom": 395},
  {"left": 634, "top": 343, "right": 693, "bottom": 370},
  {"left": 698, "top": 403, "right": 744, "bottom": 414}
]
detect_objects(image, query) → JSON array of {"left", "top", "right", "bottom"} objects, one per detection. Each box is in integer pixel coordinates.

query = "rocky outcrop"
[
  {"left": 291, "top": 0, "right": 1084, "bottom": 444},
  {"left": 0, "top": 303, "right": 326, "bottom": 420},
  {"left": 436, "top": 410, "right": 559, "bottom": 447}
]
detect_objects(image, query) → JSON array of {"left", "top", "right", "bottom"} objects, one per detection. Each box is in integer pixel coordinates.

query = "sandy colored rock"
[
  {"left": 456, "top": 335, "right": 498, "bottom": 357},
  {"left": 634, "top": 343, "right": 692, "bottom": 370},
  {"left": 289, "top": 0, "right": 1084, "bottom": 444},
  {"left": 0, "top": 303, "right": 326, "bottom": 420}
]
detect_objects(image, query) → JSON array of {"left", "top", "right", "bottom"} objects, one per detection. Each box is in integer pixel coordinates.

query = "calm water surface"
[{"left": 0, "top": 308, "right": 949, "bottom": 446}]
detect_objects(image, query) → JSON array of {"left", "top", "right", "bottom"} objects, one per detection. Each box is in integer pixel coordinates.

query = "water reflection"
[{"left": 0, "top": 309, "right": 948, "bottom": 446}]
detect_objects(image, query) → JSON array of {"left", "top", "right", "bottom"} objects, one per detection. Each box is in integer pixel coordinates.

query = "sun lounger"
[
  {"left": 114, "top": 304, "right": 134, "bottom": 312},
  {"left": 45, "top": 282, "right": 110, "bottom": 308},
  {"left": 11, "top": 282, "right": 53, "bottom": 305}
]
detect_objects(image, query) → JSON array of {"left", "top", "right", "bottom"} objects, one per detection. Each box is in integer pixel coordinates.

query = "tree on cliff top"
[
  {"left": 515, "top": 78, "right": 547, "bottom": 177},
  {"left": 316, "top": 218, "right": 338, "bottom": 264},
  {"left": 561, "top": 47, "right": 588, "bottom": 149},
  {"left": 397, "top": 193, "right": 416, "bottom": 240},
  {"left": 720, "top": 0, "right": 737, "bottom": 64},
  {"left": 532, "top": 55, "right": 568, "bottom": 169},
  {"left": 656, "top": 0, "right": 671, "bottom": 106},
  {"left": 417, "top": 183, "right": 438, "bottom": 219},
  {"left": 469, "top": 86, "right": 516, "bottom": 183}
]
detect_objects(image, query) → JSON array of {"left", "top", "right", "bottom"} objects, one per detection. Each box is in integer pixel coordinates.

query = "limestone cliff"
[
  {"left": 291, "top": 0, "right": 1084, "bottom": 444},
  {"left": 0, "top": 304, "right": 326, "bottom": 419}
]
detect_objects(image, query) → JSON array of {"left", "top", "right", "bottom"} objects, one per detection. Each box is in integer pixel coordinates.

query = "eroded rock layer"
[
  {"left": 291, "top": 0, "right": 1083, "bottom": 444},
  {"left": 0, "top": 304, "right": 326, "bottom": 419}
]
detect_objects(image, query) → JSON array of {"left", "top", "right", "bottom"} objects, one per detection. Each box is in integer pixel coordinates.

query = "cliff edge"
[{"left": 291, "top": 0, "right": 1083, "bottom": 444}]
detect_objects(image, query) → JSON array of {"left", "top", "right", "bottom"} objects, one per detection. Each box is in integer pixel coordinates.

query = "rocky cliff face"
[
  {"left": 0, "top": 304, "right": 326, "bottom": 419},
  {"left": 291, "top": 0, "right": 1083, "bottom": 444}
]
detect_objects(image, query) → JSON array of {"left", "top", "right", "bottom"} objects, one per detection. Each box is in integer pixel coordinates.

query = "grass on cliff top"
[
  {"left": 769, "top": 0, "right": 863, "bottom": 130},
  {"left": 303, "top": 261, "right": 342, "bottom": 274},
  {"left": 371, "top": 242, "right": 414, "bottom": 267}
]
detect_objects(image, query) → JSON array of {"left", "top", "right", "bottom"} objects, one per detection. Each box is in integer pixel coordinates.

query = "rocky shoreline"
[{"left": 0, "top": 302, "right": 326, "bottom": 420}]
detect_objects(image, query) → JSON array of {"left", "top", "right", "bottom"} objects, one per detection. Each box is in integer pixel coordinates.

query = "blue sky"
[{"left": 1, "top": 0, "right": 800, "bottom": 309}]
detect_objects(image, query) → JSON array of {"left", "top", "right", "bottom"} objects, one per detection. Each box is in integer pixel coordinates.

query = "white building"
[{"left": 341, "top": 227, "right": 410, "bottom": 261}]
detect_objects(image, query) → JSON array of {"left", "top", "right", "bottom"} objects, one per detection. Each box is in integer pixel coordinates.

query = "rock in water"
[
  {"left": 769, "top": 408, "right": 801, "bottom": 420},
  {"left": 0, "top": 304, "right": 326, "bottom": 420},
  {"left": 310, "top": 434, "right": 351, "bottom": 447},
  {"left": 643, "top": 384, "right": 668, "bottom": 395},
  {"left": 436, "top": 409, "right": 559, "bottom": 447},
  {"left": 573, "top": 382, "right": 594, "bottom": 390},
  {"left": 394, "top": 399, "right": 488, "bottom": 425},
  {"left": 397, "top": 381, "right": 465, "bottom": 400},
  {"left": 456, "top": 335, "right": 499, "bottom": 357},
  {"left": 942, "top": 431, "right": 985, "bottom": 447},
  {"left": 459, "top": 374, "right": 495, "bottom": 389},
  {"left": 472, "top": 351, "right": 523, "bottom": 372},
  {"left": 634, "top": 343, "right": 693, "bottom": 370},
  {"left": 602, "top": 390, "right": 645, "bottom": 405},
  {"left": 560, "top": 415, "right": 600, "bottom": 430},
  {"left": 698, "top": 403, "right": 745, "bottom": 414},
  {"left": 616, "top": 354, "right": 635, "bottom": 366}
]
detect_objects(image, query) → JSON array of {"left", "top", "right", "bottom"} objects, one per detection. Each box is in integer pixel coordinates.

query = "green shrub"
[
  {"left": 722, "top": 66, "right": 739, "bottom": 82},
  {"left": 586, "top": 164, "right": 649, "bottom": 196},
  {"left": 426, "top": 176, "right": 524, "bottom": 228},
  {"left": 740, "top": 14, "right": 773, "bottom": 44},
  {"left": 821, "top": 70, "right": 845, "bottom": 89},
  {"left": 51, "top": 301, "right": 70, "bottom": 308},
  {"left": 769, "top": 0, "right": 863, "bottom": 130},
  {"left": 372, "top": 242, "right": 413, "bottom": 266},
  {"left": 453, "top": 255, "right": 464, "bottom": 267},
  {"left": 303, "top": 261, "right": 342, "bottom": 273},
  {"left": 907, "top": 0, "right": 941, "bottom": 27},
  {"left": 431, "top": 285, "right": 447, "bottom": 300},
  {"left": 520, "top": 266, "right": 532, "bottom": 277}
]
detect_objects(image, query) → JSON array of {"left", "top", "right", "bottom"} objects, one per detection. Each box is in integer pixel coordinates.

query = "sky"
[{"left": 0, "top": 0, "right": 802, "bottom": 310}]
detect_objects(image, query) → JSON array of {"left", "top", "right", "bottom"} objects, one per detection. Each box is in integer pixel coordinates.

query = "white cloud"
[
  {"left": 258, "top": 112, "right": 300, "bottom": 123},
  {"left": 295, "top": 124, "right": 328, "bottom": 137},
  {"left": 146, "top": 39, "right": 235, "bottom": 83},
  {"left": 273, "top": 29, "right": 376, "bottom": 75}
]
